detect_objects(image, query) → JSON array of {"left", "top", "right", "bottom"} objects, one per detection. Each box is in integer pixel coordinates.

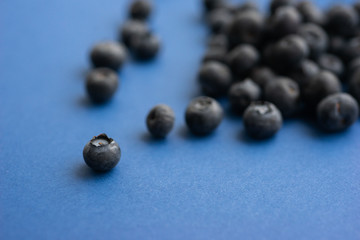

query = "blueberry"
[
  {"left": 288, "top": 59, "right": 319, "bottom": 89},
  {"left": 83, "top": 134, "right": 121, "bottom": 172},
  {"left": 185, "top": 96, "right": 223, "bottom": 135},
  {"left": 202, "top": 0, "right": 226, "bottom": 13},
  {"left": 130, "top": 33, "right": 160, "bottom": 60},
  {"left": 296, "top": 1, "right": 324, "bottom": 25},
  {"left": 207, "top": 34, "right": 228, "bottom": 49},
  {"left": 120, "top": 20, "right": 149, "bottom": 47},
  {"left": 264, "top": 77, "right": 300, "bottom": 117},
  {"left": 270, "top": 0, "right": 294, "bottom": 15},
  {"left": 298, "top": 23, "right": 328, "bottom": 60},
  {"left": 227, "top": 10, "right": 264, "bottom": 48},
  {"left": 129, "top": 0, "right": 152, "bottom": 21},
  {"left": 325, "top": 5, "right": 359, "bottom": 37},
  {"left": 268, "top": 6, "right": 301, "bottom": 40},
  {"left": 146, "top": 104, "right": 175, "bottom": 138},
  {"left": 207, "top": 8, "right": 233, "bottom": 35},
  {"left": 227, "top": 44, "right": 259, "bottom": 79},
  {"left": 302, "top": 70, "right": 341, "bottom": 109},
  {"left": 90, "top": 41, "right": 127, "bottom": 71},
  {"left": 228, "top": 79, "right": 261, "bottom": 114},
  {"left": 327, "top": 35, "right": 346, "bottom": 57},
  {"left": 341, "top": 37, "right": 360, "bottom": 64},
  {"left": 347, "top": 57, "right": 360, "bottom": 82},
  {"left": 349, "top": 69, "right": 360, "bottom": 104},
  {"left": 243, "top": 101, "right": 283, "bottom": 139},
  {"left": 198, "top": 61, "right": 232, "bottom": 97},
  {"left": 86, "top": 68, "right": 119, "bottom": 104},
  {"left": 202, "top": 47, "right": 227, "bottom": 64},
  {"left": 265, "top": 35, "right": 309, "bottom": 74},
  {"left": 317, "top": 93, "right": 359, "bottom": 132},
  {"left": 235, "top": 1, "right": 258, "bottom": 14},
  {"left": 250, "top": 67, "right": 276, "bottom": 89},
  {"left": 317, "top": 54, "right": 344, "bottom": 79},
  {"left": 354, "top": 2, "right": 360, "bottom": 16}
]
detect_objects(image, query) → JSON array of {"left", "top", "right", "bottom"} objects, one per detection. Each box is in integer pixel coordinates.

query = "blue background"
[{"left": 1, "top": 0, "right": 359, "bottom": 239}]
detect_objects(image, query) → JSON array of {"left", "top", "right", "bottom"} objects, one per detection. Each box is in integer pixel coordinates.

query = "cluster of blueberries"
[
  {"left": 193, "top": 0, "right": 360, "bottom": 139},
  {"left": 83, "top": 0, "right": 160, "bottom": 172},
  {"left": 86, "top": 0, "right": 159, "bottom": 104},
  {"left": 84, "top": 0, "right": 360, "bottom": 172}
]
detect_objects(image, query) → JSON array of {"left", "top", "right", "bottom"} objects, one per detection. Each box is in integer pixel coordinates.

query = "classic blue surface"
[{"left": 1, "top": 0, "right": 360, "bottom": 239}]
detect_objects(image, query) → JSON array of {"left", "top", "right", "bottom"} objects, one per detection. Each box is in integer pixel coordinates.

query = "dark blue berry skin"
[
  {"left": 120, "top": 20, "right": 149, "bottom": 48},
  {"left": 354, "top": 2, "right": 360, "bottom": 17},
  {"left": 325, "top": 5, "right": 359, "bottom": 37},
  {"left": 83, "top": 134, "right": 121, "bottom": 172},
  {"left": 227, "top": 44, "right": 259, "bottom": 79},
  {"left": 270, "top": 0, "right": 294, "bottom": 15},
  {"left": 264, "top": 77, "right": 300, "bottom": 117},
  {"left": 317, "top": 54, "right": 344, "bottom": 79},
  {"left": 317, "top": 93, "right": 359, "bottom": 132},
  {"left": 90, "top": 42, "right": 127, "bottom": 71},
  {"left": 202, "top": 47, "right": 227, "bottom": 64},
  {"left": 347, "top": 57, "right": 360, "bottom": 82},
  {"left": 327, "top": 35, "right": 346, "bottom": 57},
  {"left": 349, "top": 69, "right": 360, "bottom": 104},
  {"left": 202, "top": 0, "right": 226, "bottom": 13},
  {"left": 235, "top": 2, "right": 258, "bottom": 14},
  {"left": 146, "top": 104, "right": 175, "bottom": 138},
  {"left": 227, "top": 10, "right": 264, "bottom": 48},
  {"left": 296, "top": 1, "right": 324, "bottom": 25},
  {"left": 129, "top": 0, "right": 152, "bottom": 21},
  {"left": 86, "top": 68, "right": 119, "bottom": 104},
  {"left": 207, "top": 34, "right": 228, "bottom": 49},
  {"left": 341, "top": 37, "right": 360, "bottom": 64},
  {"left": 265, "top": 35, "right": 309, "bottom": 74},
  {"left": 228, "top": 79, "right": 261, "bottom": 115},
  {"left": 243, "top": 101, "right": 283, "bottom": 139},
  {"left": 198, "top": 61, "right": 232, "bottom": 98},
  {"left": 250, "top": 67, "right": 276, "bottom": 89},
  {"left": 207, "top": 8, "right": 233, "bottom": 35},
  {"left": 130, "top": 33, "right": 160, "bottom": 60},
  {"left": 288, "top": 59, "right": 319, "bottom": 90},
  {"left": 185, "top": 96, "right": 223, "bottom": 136},
  {"left": 298, "top": 24, "right": 328, "bottom": 60},
  {"left": 268, "top": 6, "right": 302, "bottom": 40},
  {"left": 302, "top": 70, "right": 341, "bottom": 109}
]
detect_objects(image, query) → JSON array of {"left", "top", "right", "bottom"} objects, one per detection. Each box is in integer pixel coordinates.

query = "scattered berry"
[
  {"left": 90, "top": 41, "right": 127, "bottom": 71},
  {"left": 228, "top": 79, "right": 261, "bottom": 115},
  {"left": 86, "top": 68, "right": 119, "bottom": 104},
  {"left": 146, "top": 104, "right": 175, "bottom": 138}
]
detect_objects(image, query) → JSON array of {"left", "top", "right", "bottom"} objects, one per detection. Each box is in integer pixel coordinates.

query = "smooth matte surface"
[{"left": 0, "top": 0, "right": 359, "bottom": 239}]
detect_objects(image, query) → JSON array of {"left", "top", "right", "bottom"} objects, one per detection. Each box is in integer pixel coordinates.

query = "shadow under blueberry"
[
  {"left": 77, "top": 96, "right": 115, "bottom": 109},
  {"left": 75, "top": 163, "right": 117, "bottom": 180},
  {"left": 237, "top": 129, "right": 278, "bottom": 145},
  {"left": 177, "top": 125, "right": 217, "bottom": 141},
  {"left": 140, "top": 132, "right": 169, "bottom": 145}
]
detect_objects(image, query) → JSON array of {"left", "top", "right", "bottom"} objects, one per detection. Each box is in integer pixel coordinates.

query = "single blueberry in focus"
[
  {"left": 83, "top": 134, "right": 121, "bottom": 172},
  {"left": 146, "top": 104, "right": 175, "bottom": 138},
  {"left": 86, "top": 68, "right": 119, "bottom": 104},
  {"left": 228, "top": 79, "right": 261, "bottom": 115},
  {"left": 243, "top": 101, "right": 283, "bottom": 139},
  {"left": 90, "top": 41, "right": 127, "bottom": 71},
  {"left": 185, "top": 96, "right": 223, "bottom": 136},
  {"left": 317, "top": 93, "right": 359, "bottom": 132}
]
